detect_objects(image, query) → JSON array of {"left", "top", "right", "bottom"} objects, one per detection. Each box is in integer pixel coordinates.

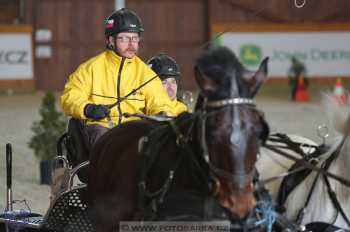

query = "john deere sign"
[
  {"left": 221, "top": 32, "right": 350, "bottom": 77},
  {"left": 239, "top": 44, "right": 262, "bottom": 66}
]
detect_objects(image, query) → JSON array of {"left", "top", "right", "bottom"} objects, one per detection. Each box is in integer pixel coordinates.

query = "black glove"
[
  {"left": 155, "top": 111, "right": 168, "bottom": 117},
  {"left": 84, "top": 104, "right": 110, "bottom": 120}
]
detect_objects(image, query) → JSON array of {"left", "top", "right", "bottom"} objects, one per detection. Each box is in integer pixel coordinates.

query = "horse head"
[{"left": 193, "top": 46, "right": 269, "bottom": 218}]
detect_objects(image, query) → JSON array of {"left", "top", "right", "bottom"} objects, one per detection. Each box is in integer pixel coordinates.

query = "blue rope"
[
  {"left": 1, "top": 199, "right": 35, "bottom": 230},
  {"left": 254, "top": 201, "right": 276, "bottom": 232}
]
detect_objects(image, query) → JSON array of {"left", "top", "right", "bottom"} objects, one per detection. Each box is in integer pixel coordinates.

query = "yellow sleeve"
[
  {"left": 60, "top": 64, "right": 93, "bottom": 120},
  {"left": 173, "top": 101, "right": 188, "bottom": 114},
  {"left": 142, "top": 67, "right": 187, "bottom": 116}
]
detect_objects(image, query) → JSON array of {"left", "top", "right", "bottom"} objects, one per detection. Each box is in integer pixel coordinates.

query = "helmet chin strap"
[
  {"left": 106, "top": 35, "right": 115, "bottom": 50},
  {"left": 106, "top": 43, "right": 115, "bottom": 51}
]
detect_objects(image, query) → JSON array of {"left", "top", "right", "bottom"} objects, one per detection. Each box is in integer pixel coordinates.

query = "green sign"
[
  {"left": 239, "top": 44, "right": 262, "bottom": 66},
  {"left": 211, "top": 33, "right": 222, "bottom": 47}
]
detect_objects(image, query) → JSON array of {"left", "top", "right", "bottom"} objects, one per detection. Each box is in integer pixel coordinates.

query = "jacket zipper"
[{"left": 116, "top": 58, "right": 125, "bottom": 125}]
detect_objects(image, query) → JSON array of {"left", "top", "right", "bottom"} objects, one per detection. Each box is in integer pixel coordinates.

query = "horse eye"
[{"left": 256, "top": 121, "right": 269, "bottom": 143}]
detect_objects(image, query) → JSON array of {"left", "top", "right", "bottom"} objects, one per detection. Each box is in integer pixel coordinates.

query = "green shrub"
[{"left": 28, "top": 92, "right": 66, "bottom": 160}]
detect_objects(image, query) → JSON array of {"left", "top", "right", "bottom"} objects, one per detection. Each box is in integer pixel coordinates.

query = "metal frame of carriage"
[{"left": 0, "top": 140, "right": 92, "bottom": 232}]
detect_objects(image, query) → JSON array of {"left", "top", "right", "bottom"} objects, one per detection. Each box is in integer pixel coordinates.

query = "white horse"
[
  {"left": 257, "top": 94, "right": 350, "bottom": 230},
  {"left": 256, "top": 134, "right": 318, "bottom": 200}
]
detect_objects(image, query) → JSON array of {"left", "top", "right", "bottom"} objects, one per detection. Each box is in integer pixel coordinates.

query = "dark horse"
[{"left": 87, "top": 46, "right": 270, "bottom": 232}]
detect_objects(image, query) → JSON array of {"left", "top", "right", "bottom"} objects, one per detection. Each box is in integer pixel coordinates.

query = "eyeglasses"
[{"left": 116, "top": 36, "right": 140, "bottom": 43}]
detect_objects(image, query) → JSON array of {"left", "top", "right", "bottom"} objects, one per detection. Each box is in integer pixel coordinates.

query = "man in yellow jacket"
[{"left": 61, "top": 8, "right": 186, "bottom": 147}]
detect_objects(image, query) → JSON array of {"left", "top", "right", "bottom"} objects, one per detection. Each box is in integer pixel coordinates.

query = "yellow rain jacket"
[{"left": 61, "top": 50, "right": 187, "bottom": 128}]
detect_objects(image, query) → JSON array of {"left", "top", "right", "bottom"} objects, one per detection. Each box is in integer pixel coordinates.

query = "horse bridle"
[
  {"left": 296, "top": 133, "right": 350, "bottom": 227},
  {"left": 198, "top": 96, "right": 261, "bottom": 183}
]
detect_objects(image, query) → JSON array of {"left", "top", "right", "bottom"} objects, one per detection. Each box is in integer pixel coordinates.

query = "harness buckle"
[{"left": 138, "top": 136, "right": 148, "bottom": 153}]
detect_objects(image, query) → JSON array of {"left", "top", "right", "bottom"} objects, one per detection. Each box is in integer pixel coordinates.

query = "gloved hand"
[
  {"left": 155, "top": 111, "right": 168, "bottom": 117},
  {"left": 84, "top": 104, "right": 110, "bottom": 120}
]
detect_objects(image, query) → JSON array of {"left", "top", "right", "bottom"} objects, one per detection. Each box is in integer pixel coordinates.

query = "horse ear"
[
  {"left": 244, "top": 57, "right": 269, "bottom": 97},
  {"left": 194, "top": 67, "right": 218, "bottom": 94}
]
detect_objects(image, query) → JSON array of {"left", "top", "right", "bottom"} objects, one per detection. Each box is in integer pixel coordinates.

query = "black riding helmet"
[
  {"left": 104, "top": 8, "right": 144, "bottom": 36},
  {"left": 147, "top": 54, "right": 180, "bottom": 81}
]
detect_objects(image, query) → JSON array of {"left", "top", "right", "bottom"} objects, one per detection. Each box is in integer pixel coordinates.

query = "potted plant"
[{"left": 28, "top": 92, "right": 66, "bottom": 185}]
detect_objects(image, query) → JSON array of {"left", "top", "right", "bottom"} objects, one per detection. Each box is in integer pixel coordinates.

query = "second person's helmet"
[
  {"left": 104, "top": 8, "right": 144, "bottom": 36},
  {"left": 147, "top": 54, "right": 180, "bottom": 80}
]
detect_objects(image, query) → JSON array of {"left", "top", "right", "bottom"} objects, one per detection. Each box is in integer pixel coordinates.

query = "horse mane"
[
  {"left": 194, "top": 46, "right": 249, "bottom": 101},
  {"left": 195, "top": 46, "right": 244, "bottom": 77},
  {"left": 194, "top": 46, "right": 252, "bottom": 112}
]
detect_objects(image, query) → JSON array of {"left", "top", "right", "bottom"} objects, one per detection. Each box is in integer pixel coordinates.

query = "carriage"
[
  {"left": 1, "top": 46, "right": 349, "bottom": 232},
  {"left": 0, "top": 135, "right": 93, "bottom": 232}
]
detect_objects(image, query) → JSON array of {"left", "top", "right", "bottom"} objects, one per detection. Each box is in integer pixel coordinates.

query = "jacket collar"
[{"left": 106, "top": 50, "right": 136, "bottom": 64}]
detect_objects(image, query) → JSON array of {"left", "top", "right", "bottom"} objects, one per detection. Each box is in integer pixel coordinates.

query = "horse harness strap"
[
  {"left": 295, "top": 167, "right": 321, "bottom": 224},
  {"left": 264, "top": 133, "right": 327, "bottom": 206},
  {"left": 296, "top": 145, "right": 349, "bottom": 227},
  {"left": 321, "top": 134, "right": 350, "bottom": 227},
  {"left": 168, "top": 116, "right": 210, "bottom": 186},
  {"left": 296, "top": 133, "right": 350, "bottom": 227},
  {"left": 267, "top": 133, "right": 322, "bottom": 160},
  {"left": 262, "top": 134, "right": 350, "bottom": 229},
  {"left": 137, "top": 122, "right": 178, "bottom": 217},
  {"left": 323, "top": 172, "right": 350, "bottom": 227},
  {"left": 137, "top": 113, "right": 207, "bottom": 219}
]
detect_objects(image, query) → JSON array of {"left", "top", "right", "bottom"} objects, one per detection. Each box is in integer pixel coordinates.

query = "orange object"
[
  {"left": 295, "top": 75, "right": 310, "bottom": 102},
  {"left": 333, "top": 78, "right": 348, "bottom": 105}
]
